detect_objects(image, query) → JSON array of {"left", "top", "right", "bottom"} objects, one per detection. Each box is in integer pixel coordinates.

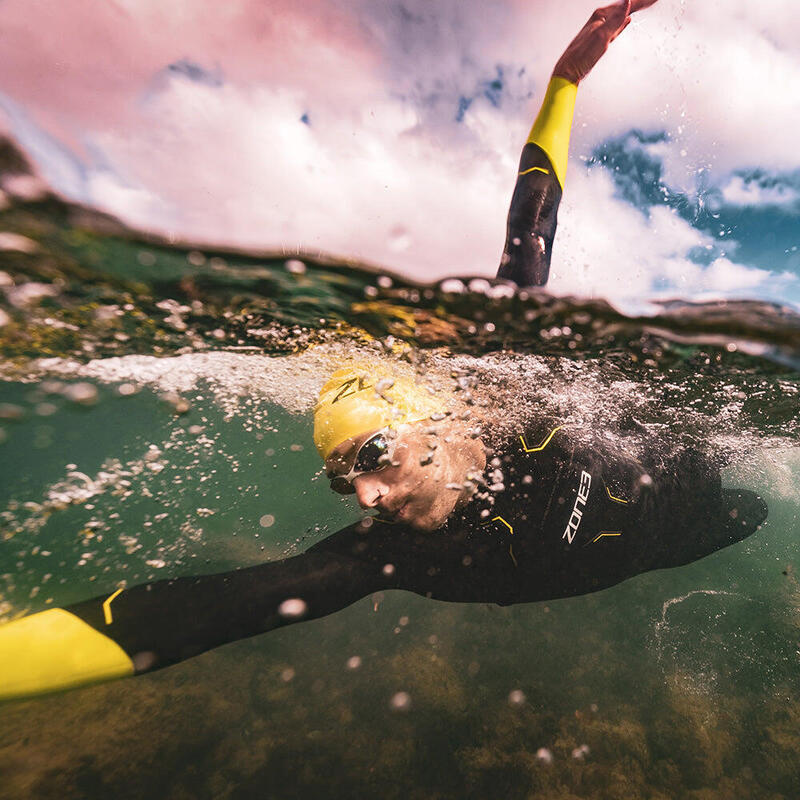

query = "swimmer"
[{"left": 1, "top": 0, "right": 767, "bottom": 702}]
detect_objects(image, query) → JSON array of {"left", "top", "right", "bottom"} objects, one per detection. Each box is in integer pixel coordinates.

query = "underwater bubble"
[
  {"left": 64, "top": 382, "right": 98, "bottom": 406},
  {"left": 571, "top": 744, "right": 591, "bottom": 760},
  {"left": 389, "top": 691, "right": 411, "bottom": 711},
  {"left": 535, "top": 748, "right": 553, "bottom": 764},
  {"left": 137, "top": 250, "right": 156, "bottom": 266},
  {"left": 285, "top": 259, "right": 307, "bottom": 275},
  {"left": 346, "top": 656, "right": 362, "bottom": 670},
  {"left": 280, "top": 667, "right": 296, "bottom": 682},
  {"left": 382, "top": 563, "right": 395, "bottom": 576},
  {"left": 439, "top": 279, "right": 466, "bottom": 294},
  {"left": 508, "top": 689, "right": 526, "bottom": 706},
  {"left": 117, "top": 383, "right": 138, "bottom": 396},
  {"left": 131, "top": 651, "right": 158, "bottom": 672},
  {"left": 7, "top": 282, "right": 58, "bottom": 307},
  {"left": 278, "top": 598, "right": 307, "bottom": 619},
  {"left": 468, "top": 278, "right": 492, "bottom": 294},
  {"left": 0, "top": 403, "right": 24, "bottom": 421},
  {"left": 486, "top": 284, "right": 515, "bottom": 299},
  {"left": 160, "top": 392, "right": 191, "bottom": 414},
  {"left": 259, "top": 514, "right": 276, "bottom": 528}
]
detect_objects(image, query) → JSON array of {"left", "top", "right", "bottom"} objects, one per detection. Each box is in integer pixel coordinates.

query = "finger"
[{"left": 600, "top": 0, "right": 632, "bottom": 31}]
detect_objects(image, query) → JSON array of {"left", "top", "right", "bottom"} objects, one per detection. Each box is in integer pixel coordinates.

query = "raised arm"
[{"left": 496, "top": 0, "right": 658, "bottom": 288}]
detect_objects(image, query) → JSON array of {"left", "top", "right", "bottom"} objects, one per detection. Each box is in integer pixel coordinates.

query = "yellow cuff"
[
  {"left": 526, "top": 76, "right": 578, "bottom": 190},
  {"left": 0, "top": 609, "right": 134, "bottom": 700}
]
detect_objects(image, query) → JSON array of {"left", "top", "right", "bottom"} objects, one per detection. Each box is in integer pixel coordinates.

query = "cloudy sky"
[{"left": 1, "top": 0, "right": 798, "bottom": 307}]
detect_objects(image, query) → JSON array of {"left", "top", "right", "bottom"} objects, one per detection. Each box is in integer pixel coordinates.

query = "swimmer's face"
[{"left": 325, "top": 422, "right": 480, "bottom": 532}]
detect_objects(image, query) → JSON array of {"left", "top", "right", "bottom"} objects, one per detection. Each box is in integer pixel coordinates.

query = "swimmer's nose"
[{"left": 353, "top": 474, "right": 387, "bottom": 509}]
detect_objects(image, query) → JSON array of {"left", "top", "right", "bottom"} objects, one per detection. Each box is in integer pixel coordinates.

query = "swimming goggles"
[{"left": 328, "top": 430, "right": 396, "bottom": 495}]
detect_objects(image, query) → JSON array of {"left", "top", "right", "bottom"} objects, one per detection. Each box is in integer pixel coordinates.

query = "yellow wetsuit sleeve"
[
  {"left": 0, "top": 608, "right": 134, "bottom": 700},
  {"left": 526, "top": 76, "right": 578, "bottom": 190}
]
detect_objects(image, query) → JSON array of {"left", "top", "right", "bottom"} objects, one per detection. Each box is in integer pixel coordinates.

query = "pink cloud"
[
  {"left": 0, "top": 0, "right": 380, "bottom": 138},
  {"left": 1, "top": 0, "right": 797, "bottom": 305}
]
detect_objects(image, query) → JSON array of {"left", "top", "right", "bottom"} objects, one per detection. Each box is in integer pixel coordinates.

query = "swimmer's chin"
[{"left": 392, "top": 505, "right": 451, "bottom": 532}]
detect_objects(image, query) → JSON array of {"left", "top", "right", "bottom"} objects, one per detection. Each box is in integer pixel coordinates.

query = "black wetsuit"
[
  {"left": 66, "top": 426, "right": 767, "bottom": 675},
  {"left": 496, "top": 143, "right": 562, "bottom": 287}
]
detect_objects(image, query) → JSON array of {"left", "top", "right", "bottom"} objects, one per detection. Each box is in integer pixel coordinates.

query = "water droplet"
[
  {"left": 278, "top": 598, "right": 307, "bottom": 618},
  {"left": 571, "top": 744, "right": 590, "bottom": 760},
  {"left": 0, "top": 403, "right": 24, "bottom": 420},
  {"left": 389, "top": 691, "right": 411, "bottom": 711},
  {"left": 64, "top": 382, "right": 98, "bottom": 406},
  {"left": 508, "top": 689, "right": 526, "bottom": 706},
  {"left": 439, "top": 279, "right": 466, "bottom": 294},
  {"left": 285, "top": 259, "right": 307, "bottom": 275}
]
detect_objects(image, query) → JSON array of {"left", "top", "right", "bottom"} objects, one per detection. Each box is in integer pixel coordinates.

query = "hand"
[
  {"left": 552, "top": 0, "right": 657, "bottom": 84},
  {"left": 629, "top": 0, "right": 659, "bottom": 12}
]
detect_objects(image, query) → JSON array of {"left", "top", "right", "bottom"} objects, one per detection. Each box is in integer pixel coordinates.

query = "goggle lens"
[
  {"left": 353, "top": 435, "right": 391, "bottom": 473},
  {"left": 328, "top": 432, "right": 394, "bottom": 495}
]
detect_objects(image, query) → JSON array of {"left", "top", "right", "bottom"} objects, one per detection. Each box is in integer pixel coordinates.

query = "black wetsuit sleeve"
[
  {"left": 64, "top": 519, "right": 515, "bottom": 676},
  {"left": 66, "top": 539, "right": 388, "bottom": 674},
  {"left": 496, "top": 143, "right": 562, "bottom": 288}
]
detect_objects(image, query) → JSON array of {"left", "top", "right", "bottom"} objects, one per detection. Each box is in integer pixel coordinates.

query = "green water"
[{"left": 1, "top": 187, "right": 800, "bottom": 799}]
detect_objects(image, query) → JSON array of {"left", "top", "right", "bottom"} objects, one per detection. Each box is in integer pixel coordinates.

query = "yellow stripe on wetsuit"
[
  {"left": 0, "top": 608, "right": 134, "bottom": 700},
  {"left": 525, "top": 76, "right": 578, "bottom": 190}
]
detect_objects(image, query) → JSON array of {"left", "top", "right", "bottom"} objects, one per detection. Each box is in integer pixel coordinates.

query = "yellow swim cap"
[{"left": 313, "top": 363, "right": 448, "bottom": 460}]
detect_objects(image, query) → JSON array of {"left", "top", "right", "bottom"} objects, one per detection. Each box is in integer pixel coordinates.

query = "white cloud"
[{"left": 720, "top": 174, "right": 799, "bottom": 207}]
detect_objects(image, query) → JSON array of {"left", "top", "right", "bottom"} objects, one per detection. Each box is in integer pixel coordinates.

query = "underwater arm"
[
  {"left": 0, "top": 514, "right": 523, "bottom": 701},
  {"left": 497, "top": 1, "right": 658, "bottom": 288},
  {"left": 0, "top": 531, "right": 391, "bottom": 701}
]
